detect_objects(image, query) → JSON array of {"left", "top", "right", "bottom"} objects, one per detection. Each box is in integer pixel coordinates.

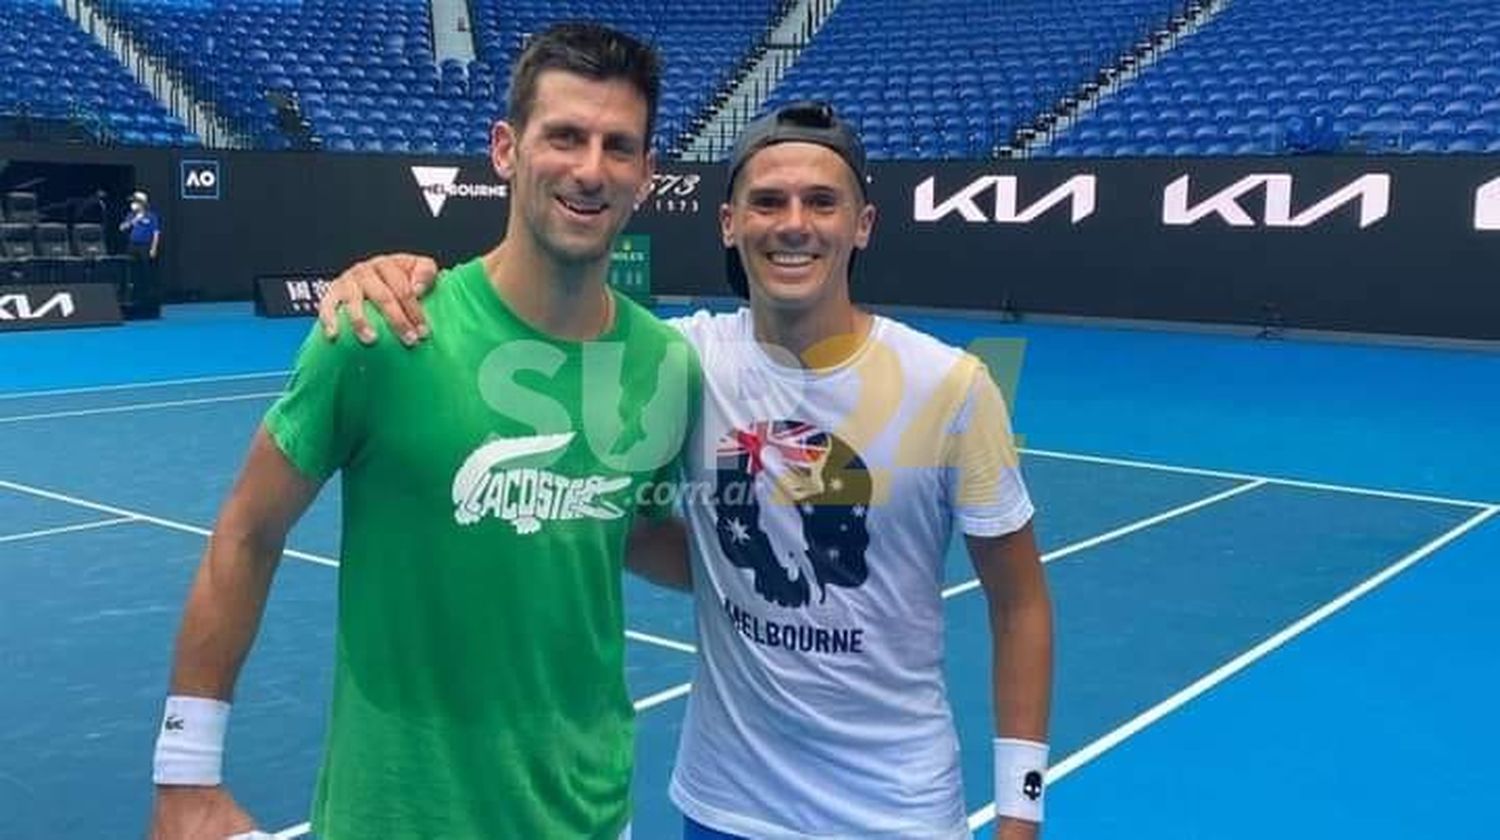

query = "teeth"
[
  {"left": 768, "top": 253, "right": 815, "bottom": 266},
  {"left": 559, "top": 197, "right": 605, "bottom": 214}
]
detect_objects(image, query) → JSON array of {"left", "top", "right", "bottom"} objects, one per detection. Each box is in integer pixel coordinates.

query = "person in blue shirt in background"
[{"left": 119, "top": 189, "right": 162, "bottom": 316}]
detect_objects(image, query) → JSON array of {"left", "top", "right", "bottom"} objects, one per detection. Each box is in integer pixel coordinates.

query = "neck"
[
  {"left": 751, "top": 294, "right": 872, "bottom": 369},
  {"left": 483, "top": 235, "right": 613, "bottom": 341}
]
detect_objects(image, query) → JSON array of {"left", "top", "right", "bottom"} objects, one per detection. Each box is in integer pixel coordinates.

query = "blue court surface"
[{"left": 2, "top": 302, "right": 1497, "bottom": 839}]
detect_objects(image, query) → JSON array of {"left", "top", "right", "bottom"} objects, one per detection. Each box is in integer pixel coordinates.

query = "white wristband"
[
  {"left": 994, "top": 737, "right": 1048, "bottom": 823},
  {"left": 152, "top": 696, "right": 231, "bottom": 786}
]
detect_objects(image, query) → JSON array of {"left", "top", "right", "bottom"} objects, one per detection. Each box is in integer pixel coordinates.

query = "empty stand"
[
  {"left": 104, "top": 0, "right": 781, "bottom": 155},
  {"left": 0, "top": 0, "right": 195, "bottom": 146},
  {"left": 469, "top": 0, "right": 785, "bottom": 155},
  {"left": 760, "top": 0, "right": 1188, "bottom": 159},
  {"left": 1040, "top": 0, "right": 1500, "bottom": 157}
]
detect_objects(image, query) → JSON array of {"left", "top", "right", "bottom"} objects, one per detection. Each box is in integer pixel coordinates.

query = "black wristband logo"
[{"left": 1023, "top": 771, "right": 1044, "bottom": 801}]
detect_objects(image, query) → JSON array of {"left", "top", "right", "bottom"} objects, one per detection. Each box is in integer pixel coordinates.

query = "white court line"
[
  {"left": 966, "top": 503, "right": 1500, "bottom": 831},
  {"left": 273, "top": 824, "right": 310, "bottom": 839},
  {"left": 3, "top": 378, "right": 1484, "bottom": 516},
  {"left": 0, "top": 370, "right": 290, "bottom": 401},
  {"left": 634, "top": 680, "right": 694, "bottom": 712},
  {"left": 626, "top": 629, "right": 698, "bottom": 655},
  {"left": 0, "top": 391, "right": 284, "bottom": 424},
  {"left": 0, "top": 477, "right": 699, "bottom": 658},
  {"left": 0, "top": 515, "right": 137, "bottom": 544},
  {"left": 941, "top": 480, "right": 1269, "bottom": 599},
  {"left": 0, "top": 478, "right": 337, "bottom": 568},
  {"left": 1022, "top": 447, "right": 1495, "bottom": 510}
]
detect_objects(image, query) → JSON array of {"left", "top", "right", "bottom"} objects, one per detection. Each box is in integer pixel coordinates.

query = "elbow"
[{"left": 210, "top": 505, "right": 288, "bottom": 561}]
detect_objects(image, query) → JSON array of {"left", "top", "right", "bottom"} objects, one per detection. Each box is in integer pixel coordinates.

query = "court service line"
[
  {"left": 0, "top": 370, "right": 290, "bottom": 401},
  {"left": 941, "top": 479, "right": 1269, "bottom": 599},
  {"left": 0, "top": 477, "right": 700, "bottom": 658},
  {"left": 0, "top": 391, "right": 284, "bottom": 424},
  {"left": 966, "top": 502, "right": 1500, "bottom": 831},
  {"left": 1022, "top": 447, "right": 1495, "bottom": 510},
  {"left": 0, "top": 515, "right": 137, "bottom": 544}
]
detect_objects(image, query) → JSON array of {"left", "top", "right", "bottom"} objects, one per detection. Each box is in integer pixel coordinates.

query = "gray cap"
[{"left": 723, "top": 101, "right": 869, "bottom": 298}]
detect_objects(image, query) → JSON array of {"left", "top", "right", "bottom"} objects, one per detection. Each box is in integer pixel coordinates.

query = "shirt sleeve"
[
  {"left": 262, "top": 323, "right": 371, "bottom": 483},
  {"left": 945, "top": 359, "right": 1034, "bottom": 538}
]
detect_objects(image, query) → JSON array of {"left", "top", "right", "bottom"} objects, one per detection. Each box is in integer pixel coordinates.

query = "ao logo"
[{"left": 181, "top": 160, "right": 221, "bottom": 199}]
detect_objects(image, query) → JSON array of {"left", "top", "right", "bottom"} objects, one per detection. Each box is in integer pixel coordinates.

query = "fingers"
[
  {"left": 344, "top": 263, "right": 378, "bottom": 345},
  {"left": 391, "top": 254, "right": 439, "bottom": 343},
  {"left": 373, "top": 258, "right": 424, "bottom": 345},
  {"left": 320, "top": 254, "right": 438, "bottom": 346},
  {"left": 407, "top": 255, "right": 439, "bottom": 298},
  {"left": 318, "top": 261, "right": 375, "bottom": 343}
]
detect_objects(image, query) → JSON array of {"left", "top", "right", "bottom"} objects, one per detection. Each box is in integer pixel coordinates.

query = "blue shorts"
[{"left": 683, "top": 815, "right": 749, "bottom": 840}]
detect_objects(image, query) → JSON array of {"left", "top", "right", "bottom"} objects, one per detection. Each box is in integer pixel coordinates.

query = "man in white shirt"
[{"left": 316, "top": 101, "right": 1054, "bottom": 840}]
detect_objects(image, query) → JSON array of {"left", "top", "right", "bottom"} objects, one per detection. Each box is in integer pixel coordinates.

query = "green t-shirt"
[{"left": 263, "top": 257, "right": 699, "bottom": 839}]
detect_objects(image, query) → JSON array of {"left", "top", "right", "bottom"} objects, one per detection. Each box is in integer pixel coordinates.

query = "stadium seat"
[
  {"left": 72, "top": 223, "right": 107, "bottom": 258},
  {"left": 4, "top": 191, "right": 39, "bottom": 224},
  {"left": 0, "top": 222, "right": 36, "bottom": 258}
]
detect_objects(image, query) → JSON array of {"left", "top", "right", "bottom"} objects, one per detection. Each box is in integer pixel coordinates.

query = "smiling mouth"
[
  {"left": 557, "top": 196, "right": 607, "bottom": 217},
  {"left": 766, "top": 252, "right": 817, "bottom": 268}
]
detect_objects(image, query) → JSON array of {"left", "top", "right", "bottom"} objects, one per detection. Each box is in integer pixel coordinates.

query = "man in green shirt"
[{"left": 148, "top": 23, "right": 697, "bottom": 840}]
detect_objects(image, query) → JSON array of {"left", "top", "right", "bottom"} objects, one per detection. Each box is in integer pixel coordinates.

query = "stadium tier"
[
  {"left": 89, "top": 0, "right": 780, "bottom": 155},
  {"left": 762, "top": 0, "right": 1189, "bottom": 159},
  {"left": 3, "top": 0, "right": 1497, "bottom": 158},
  {"left": 1039, "top": 0, "right": 1500, "bottom": 157},
  {"left": 468, "top": 0, "right": 785, "bottom": 155},
  {"left": 0, "top": 0, "right": 195, "bottom": 146}
]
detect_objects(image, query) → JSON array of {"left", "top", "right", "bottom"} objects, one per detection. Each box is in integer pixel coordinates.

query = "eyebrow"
[
  {"left": 746, "top": 184, "right": 845, "bottom": 199},
  {"left": 538, "top": 118, "right": 643, "bottom": 147}
]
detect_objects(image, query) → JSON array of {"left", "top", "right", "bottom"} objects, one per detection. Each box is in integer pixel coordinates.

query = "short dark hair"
[{"left": 506, "top": 22, "right": 662, "bottom": 145}]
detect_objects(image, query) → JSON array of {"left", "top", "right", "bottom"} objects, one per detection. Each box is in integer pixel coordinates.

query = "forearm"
[
  {"left": 167, "top": 530, "right": 282, "bottom": 700},
  {"left": 624, "top": 517, "right": 692, "bottom": 592},
  {"left": 991, "top": 592, "right": 1052, "bottom": 838},
  {"left": 991, "top": 593, "right": 1053, "bottom": 740}
]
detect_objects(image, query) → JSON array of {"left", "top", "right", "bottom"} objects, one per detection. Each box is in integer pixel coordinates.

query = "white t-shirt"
[{"left": 666, "top": 309, "right": 1034, "bottom": 839}]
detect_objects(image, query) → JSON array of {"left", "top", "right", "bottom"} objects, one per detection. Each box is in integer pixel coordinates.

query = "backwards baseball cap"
[
  {"left": 723, "top": 101, "right": 869, "bottom": 298},
  {"left": 131, "top": 190, "right": 149, "bottom": 205}
]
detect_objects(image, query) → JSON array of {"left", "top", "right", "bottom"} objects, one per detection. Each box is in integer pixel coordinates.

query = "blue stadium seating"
[
  {"left": 760, "top": 0, "right": 1190, "bottom": 159},
  {"left": 467, "top": 0, "right": 784, "bottom": 154},
  {"left": 110, "top": 0, "right": 452, "bottom": 152},
  {"left": 1039, "top": 0, "right": 1500, "bottom": 157},
  {"left": 8, "top": 0, "right": 1497, "bottom": 159},
  {"left": 104, "top": 0, "right": 780, "bottom": 155},
  {"left": 0, "top": 0, "right": 196, "bottom": 146}
]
